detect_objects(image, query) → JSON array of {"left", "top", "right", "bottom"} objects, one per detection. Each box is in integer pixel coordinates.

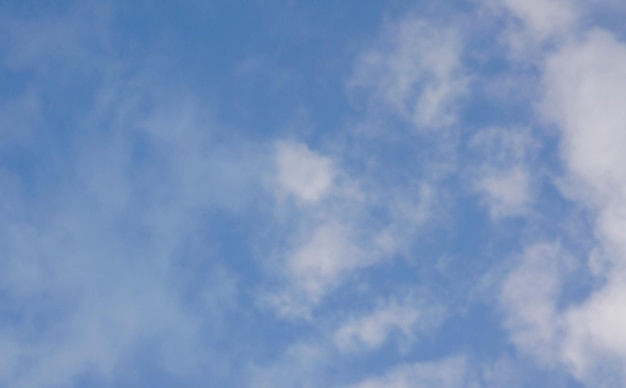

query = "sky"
[{"left": 1, "top": 0, "right": 626, "bottom": 387}]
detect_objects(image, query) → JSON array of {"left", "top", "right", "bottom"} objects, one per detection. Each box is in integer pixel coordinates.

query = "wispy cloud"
[
  {"left": 0, "top": 5, "right": 267, "bottom": 386},
  {"left": 347, "top": 356, "right": 467, "bottom": 388},
  {"left": 470, "top": 127, "right": 537, "bottom": 218},
  {"left": 349, "top": 16, "right": 467, "bottom": 129},
  {"left": 333, "top": 297, "right": 423, "bottom": 352}
]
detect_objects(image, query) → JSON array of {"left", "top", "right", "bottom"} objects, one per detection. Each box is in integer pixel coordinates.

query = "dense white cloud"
[
  {"left": 562, "top": 275, "right": 626, "bottom": 380},
  {"left": 492, "top": 0, "right": 626, "bottom": 383},
  {"left": 543, "top": 30, "right": 626, "bottom": 205},
  {"left": 538, "top": 26, "right": 626, "bottom": 383}
]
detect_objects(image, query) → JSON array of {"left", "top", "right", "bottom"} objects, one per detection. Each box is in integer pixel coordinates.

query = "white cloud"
[
  {"left": 543, "top": 30, "right": 626, "bottom": 206},
  {"left": 350, "top": 16, "right": 466, "bottom": 129},
  {"left": 484, "top": 0, "right": 580, "bottom": 61},
  {"left": 287, "top": 222, "right": 371, "bottom": 304},
  {"left": 493, "top": 0, "right": 579, "bottom": 38},
  {"left": 264, "top": 166, "right": 439, "bottom": 318},
  {"left": 347, "top": 356, "right": 467, "bottom": 388},
  {"left": 534, "top": 28, "right": 626, "bottom": 382},
  {"left": 333, "top": 299, "right": 421, "bottom": 352},
  {"left": 257, "top": 9, "right": 462, "bottom": 324},
  {"left": 562, "top": 274, "right": 626, "bottom": 380},
  {"left": 265, "top": 134, "right": 440, "bottom": 317},
  {"left": 274, "top": 141, "right": 335, "bottom": 205},
  {"left": 499, "top": 243, "right": 570, "bottom": 365},
  {"left": 495, "top": 19, "right": 626, "bottom": 384},
  {"left": 500, "top": 242, "right": 626, "bottom": 384}
]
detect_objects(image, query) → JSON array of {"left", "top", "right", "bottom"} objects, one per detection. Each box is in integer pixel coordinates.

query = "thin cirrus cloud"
[{"left": 2, "top": 0, "right": 626, "bottom": 387}]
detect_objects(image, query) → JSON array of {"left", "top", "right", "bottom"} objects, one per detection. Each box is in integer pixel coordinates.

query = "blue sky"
[{"left": 2, "top": 0, "right": 626, "bottom": 387}]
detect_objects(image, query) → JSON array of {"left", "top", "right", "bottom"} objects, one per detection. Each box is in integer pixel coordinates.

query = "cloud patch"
[
  {"left": 333, "top": 298, "right": 422, "bottom": 352},
  {"left": 274, "top": 141, "right": 335, "bottom": 205},
  {"left": 350, "top": 16, "right": 467, "bottom": 129},
  {"left": 347, "top": 356, "right": 467, "bottom": 388}
]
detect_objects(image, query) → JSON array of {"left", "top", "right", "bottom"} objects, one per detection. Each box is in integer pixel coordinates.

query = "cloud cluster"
[
  {"left": 494, "top": 0, "right": 626, "bottom": 385},
  {"left": 265, "top": 139, "right": 436, "bottom": 317}
]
